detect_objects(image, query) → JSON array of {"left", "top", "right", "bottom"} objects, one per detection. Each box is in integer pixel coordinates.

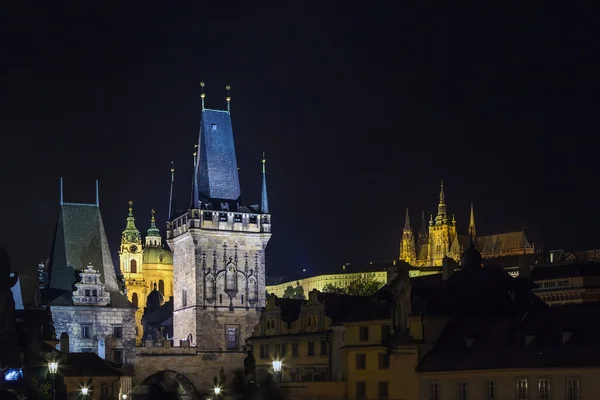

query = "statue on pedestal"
[{"left": 390, "top": 264, "right": 412, "bottom": 336}]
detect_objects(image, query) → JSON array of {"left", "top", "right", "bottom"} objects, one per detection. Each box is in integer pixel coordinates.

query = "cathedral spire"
[
  {"left": 400, "top": 208, "right": 416, "bottom": 263},
  {"left": 121, "top": 201, "right": 141, "bottom": 248},
  {"left": 261, "top": 152, "right": 269, "bottom": 214},
  {"left": 404, "top": 208, "right": 411, "bottom": 231},
  {"left": 418, "top": 210, "right": 428, "bottom": 245},
  {"left": 435, "top": 180, "right": 448, "bottom": 224},
  {"left": 169, "top": 162, "right": 177, "bottom": 220},
  {"left": 469, "top": 202, "right": 476, "bottom": 240}
]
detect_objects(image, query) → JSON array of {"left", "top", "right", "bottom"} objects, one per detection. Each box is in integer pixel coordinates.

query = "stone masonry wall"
[
  {"left": 51, "top": 305, "right": 136, "bottom": 368},
  {"left": 169, "top": 232, "right": 198, "bottom": 342}
]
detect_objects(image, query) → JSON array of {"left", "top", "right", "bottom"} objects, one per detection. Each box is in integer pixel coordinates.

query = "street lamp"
[
  {"left": 81, "top": 387, "right": 89, "bottom": 398},
  {"left": 214, "top": 386, "right": 221, "bottom": 395},
  {"left": 122, "top": 395, "right": 128, "bottom": 400},
  {"left": 48, "top": 362, "right": 59, "bottom": 400},
  {"left": 272, "top": 360, "right": 283, "bottom": 382}
]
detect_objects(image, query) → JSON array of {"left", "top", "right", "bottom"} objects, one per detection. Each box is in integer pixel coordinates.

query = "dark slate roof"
[
  {"left": 143, "top": 299, "right": 173, "bottom": 325},
  {"left": 196, "top": 108, "right": 241, "bottom": 203},
  {"left": 58, "top": 352, "right": 126, "bottom": 377},
  {"left": 417, "top": 302, "right": 600, "bottom": 372},
  {"left": 48, "top": 203, "right": 119, "bottom": 292},
  {"left": 476, "top": 231, "right": 532, "bottom": 254},
  {"left": 530, "top": 262, "right": 600, "bottom": 281},
  {"left": 46, "top": 288, "right": 134, "bottom": 309}
]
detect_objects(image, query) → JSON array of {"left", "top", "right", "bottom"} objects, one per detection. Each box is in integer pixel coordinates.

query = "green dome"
[
  {"left": 143, "top": 246, "right": 173, "bottom": 265},
  {"left": 147, "top": 209, "right": 162, "bottom": 238}
]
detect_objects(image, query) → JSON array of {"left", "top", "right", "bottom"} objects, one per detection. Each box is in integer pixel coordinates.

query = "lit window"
[
  {"left": 226, "top": 327, "right": 237, "bottom": 350},
  {"left": 211, "top": 123, "right": 217, "bottom": 130},
  {"left": 567, "top": 378, "right": 579, "bottom": 400},
  {"left": 516, "top": 378, "right": 528, "bottom": 399},
  {"left": 485, "top": 380, "right": 495, "bottom": 399},
  {"left": 538, "top": 379, "right": 550, "bottom": 400}
]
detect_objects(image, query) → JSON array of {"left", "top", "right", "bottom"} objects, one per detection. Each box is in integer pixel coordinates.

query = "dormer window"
[
  {"left": 85, "top": 289, "right": 91, "bottom": 296},
  {"left": 211, "top": 123, "right": 217, "bottom": 130},
  {"left": 92, "top": 290, "right": 97, "bottom": 297}
]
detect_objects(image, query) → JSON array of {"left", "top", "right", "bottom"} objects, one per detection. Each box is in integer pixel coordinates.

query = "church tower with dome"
[{"left": 119, "top": 204, "right": 173, "bottom": 344}]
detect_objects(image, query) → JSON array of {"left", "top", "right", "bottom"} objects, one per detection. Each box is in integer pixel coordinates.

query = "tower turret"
[
  {"left": 400, "top": 208, "right": 416, "bottom": 264},
  {"left": 427, "top": 181, "right": 457, "bottom": 266},
  {"left": 146, "top": 209, "right": 162, "bottom": 248}
]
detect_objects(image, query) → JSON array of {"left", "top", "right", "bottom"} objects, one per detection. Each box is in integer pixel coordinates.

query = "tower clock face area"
[{"left": 130, "top": 244, "right": 138, "bottom": 253}]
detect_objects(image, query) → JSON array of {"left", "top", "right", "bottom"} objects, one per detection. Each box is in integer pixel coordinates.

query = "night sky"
[{"left": 3, "top": 4, "right": 598, "bottom": 278}]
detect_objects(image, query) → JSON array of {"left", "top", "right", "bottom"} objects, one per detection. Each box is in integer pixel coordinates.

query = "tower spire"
[
  {"left": 468, "top": 202, "right": 476, "bottom": 241},
  {"left": 261, "top": 152, "right": 269, "bottom": 214},
  {"left": 435, "top": 180, "right": 447, "bottom": 224},
  {"left": 60, "top": 177, "right": 64, "bottom": 205},
  {"left": 200, "top": 82, "right": 205, "bottom": 110},
  {"left": 226, "top": 85, "right": 231, "bottom": 114},
  {"left": 95, "top": 180, "right": 99, "bottom": 206},
  {"left": 418, "top": 210, "right": 428, "bottom": 245},
  {"left": 191, "top": 144, "right": 200, "bottom": 209},
  {"left": 404, "top": 208, "right": 411, "bottom": 230},
  {"left": 123, "top": 201, "right": 140, "bottom": 236},
  {"left": 169, "top": 162, "right": 177, "bottom": 220},
  {"left": 400, "top": 208, "right": 416, "bottom": 264}
]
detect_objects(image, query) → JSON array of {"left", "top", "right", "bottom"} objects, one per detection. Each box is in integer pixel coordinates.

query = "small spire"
[
  {"left": 261, "top": 152, "right": 269, "bottom": 214},
  {"left": 95, "top": 180, "right": 99, "bottom": 206},
  {"left": 60, "top": 177, "right": 64, "bottom": 205},
  {"left": 151, "top": 209, "right": 156, "bottom": 224},
  {"left": 439, "top": 180, "right": 445, "bottom": 203},
  {"left": 469, "top": 203, "right": 476, "bottom": 240},
  {"left": 200, "top": 82, "right": 206, "bottom": 110},
  {"left": 404, "top": 208, "right": 411, "bottom": 230},
  {"left": 436, "top": 180, "right": 448, "bottom": 223},
  {"left": 226, "top": 85, "right": 231, "bottom": 114},
  {"left": 169, "top": 162, "right": 177, "bottom": 220}
]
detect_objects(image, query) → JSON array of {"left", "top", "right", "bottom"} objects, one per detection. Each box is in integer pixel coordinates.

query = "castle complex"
[{"left": 400, "top": 181, "right": 535, "bottom": 267}]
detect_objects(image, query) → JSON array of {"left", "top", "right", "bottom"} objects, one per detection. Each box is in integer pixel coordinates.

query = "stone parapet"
[{"left": 167, "top": 210, "right": 271, "bottom": 239}]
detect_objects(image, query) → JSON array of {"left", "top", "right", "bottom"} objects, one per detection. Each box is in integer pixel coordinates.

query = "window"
[
  {"left": 159, "top": 280, "right": 165, "bottom": 295},
  {"left": 566, "top": 378, "right": 579, "bottom": 400},
  {"left": 457, "top": 381, "right": 468, "bottom": 400},
  {"left": 101, "top": 383, "right": 109, "bottom": 397},
  {"left": 378, "top": 353, "right": 390, "bottom": 369},
  {"left": 241, "top": 294, "right": 244, "bottom": 304},
  {"left": 113, "top": 349, "right": 123, "bottom": 364},
  {"left": 429, "top": 382, "right": 440, "bottom": 400},
  {"left": 292, "top": 342, "right": 299, "bottom": 356},
  {"left": 226, "top": 327, "right": 237, "bottom": 350},
  {"left": 538, "top": 379, "right": 550, "bottom": 400},
  {"left": 359, "top": 326, "right": 369, "bottom": 341},
  {"left": 132, "top": 293, "right": 138, "bottom": 308},
  {"left": 280, "top": 343, "right": 287, "bottom": 357},
  {"left": 85, "top": 289, "right": 91, "bottom": 296},
  {"left": 212, "top": 123, "right": 217, "bottom": 130},
  {"left": 378, "top": 381, "right": 389, "bottom": 399},
  {"left": 356, "top": 354, "right": 366, "bottom": 369},
  {"left": 92, "top": 289, "right": 97, "bottom": 296},
  {"left": 135, "top": 326, "right": 139, "bottom": 336},
  {"left": 220, "top": 294, "right": 223, "bottom": 304},
  {"left": 485, "top": 380, "right": 495, "bottom": 399},
  {"left": 130, "top": 259, "right": 137, "bottom": 273},
  {"left": 259, "top": 344, "right": 267, "bottom": 359},
  {"left": 356, "top": 382, "right": 366, "bottom": 399},
  {"left": 381, "top": 325, "right": 391, "bottom": 340},
  {"left": 113, "top": 326, "right": 123, "bottom": 339},
  {"left": 265, "top": 344, "right": 271, "bottom": 358},
  {"left": 81, "top": 325, "right": 90, "bottom": 339},
  {"left": 320, "top": 340, "right": 328, "bottom": 355},
  {"left": 182, "top": 289, "right": 187, "bottom": 306},
  {"left": 307, "top": 341, "right": 315, "bottom": 356},
  {"left": 516, "top": 378, "right": 528, "bottom": 400}
]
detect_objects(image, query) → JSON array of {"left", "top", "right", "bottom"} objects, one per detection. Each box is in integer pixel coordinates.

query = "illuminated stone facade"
[
  {"left": 400, "top": 182, "right": 535, "bottom": 267},
  {"left": 119, "top": 204, "right": 174, "bottom": 344}
]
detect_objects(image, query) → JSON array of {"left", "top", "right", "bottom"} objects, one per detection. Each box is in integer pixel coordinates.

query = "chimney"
[{"left": 60, "top": 332, "right": 70, "bottom": 353}]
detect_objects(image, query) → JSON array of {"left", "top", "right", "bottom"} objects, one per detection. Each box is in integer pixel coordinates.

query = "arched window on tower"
[
  {"left": 159, "top": 280, "right": 165, "bottom": 295},
  {"left": 130, "top": 259, "right": 137, "bottom": 273},
  {"left": 132, "top": 293, "right": 138, "bottom": 308}
]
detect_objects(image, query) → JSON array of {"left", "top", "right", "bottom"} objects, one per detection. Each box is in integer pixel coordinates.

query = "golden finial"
[
  {"left": 128, "top": 200, "right": 133, "bottom": 215},
  {"left": 151, "top": 209, "right": 156, "bottom": 223},
  {"left": 226, "top": 85, "right": 231, "bottom": 114},
  {"left": 200, "top": 82, "right": 206, "bottom": 109},
  {"left": 171, "top": 160, "right": 175, "bottom": 173},
  {"left": 262, "top": 151, "right": 266, "bottom": 163}
]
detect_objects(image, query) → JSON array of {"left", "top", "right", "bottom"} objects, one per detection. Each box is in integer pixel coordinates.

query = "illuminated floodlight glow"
[
  {"left": 272, "top": 360, "right": 283, "bottom": 372},
  {"left": 4, "top": 368, "right": 23, "bottom": 381},
  {"left": 81, "top": 387, "right": 89, "bottom": 396},
  {"left": 214, "top": 386, "right": 221, "bottom": 395},
  {"left": 48, "top": 362, "right": 59, "bottom": 374}
]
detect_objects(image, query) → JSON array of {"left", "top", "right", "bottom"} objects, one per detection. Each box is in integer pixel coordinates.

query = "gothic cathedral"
[{"left": 119, "top": 202, "right": 174, "bottom": 344}]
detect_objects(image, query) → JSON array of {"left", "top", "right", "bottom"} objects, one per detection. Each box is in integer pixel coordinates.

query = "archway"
[{"left": 131, "top": 370, "right": 198, "bottom": 399}]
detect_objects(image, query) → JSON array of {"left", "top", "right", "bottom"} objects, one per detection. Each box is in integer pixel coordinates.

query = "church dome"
[
  {"left": 146, "top": 283, "right": 165, "bottom": 310},
  {"left": 460, "top": 240, "right": 483, "bottom": 271},
  {"left": 142, "top": 246, "right": 173, "bottom": 265}
]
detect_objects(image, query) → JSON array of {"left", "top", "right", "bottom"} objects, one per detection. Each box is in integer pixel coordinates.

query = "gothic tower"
[
  {"left": 468, "top": 202, "right": 476, "bottom": 241},
  {"left": 427, "top": 181, "right": 457, "bottom": 266},
  {"left": 399, "top": 208, "right": 416, "bottom": 264},
  {"left": 119, "top": 201, "right": 144, "bottom": 341},
  {"left": 167, "top": 87, "right": 271, "bottom": 361}
]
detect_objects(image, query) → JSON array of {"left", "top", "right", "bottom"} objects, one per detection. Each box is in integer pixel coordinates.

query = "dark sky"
[{"left": 3, "top": 3, "right": 598, "bottom": 278}]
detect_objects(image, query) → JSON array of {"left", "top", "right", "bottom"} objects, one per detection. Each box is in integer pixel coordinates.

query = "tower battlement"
[{"left": 167, "top": 209, "right": 271, "bottom": 239}]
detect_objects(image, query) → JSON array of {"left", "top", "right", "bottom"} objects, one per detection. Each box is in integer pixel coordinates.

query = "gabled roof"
[
  {"left": 418, "top": 302, "right": 600, "bottom": 372},
  {"left": 48, "top": 203, "right": 119, "bottom": 292},
  {"left": 476, "top": 231, "right": 532, "bottom": 254}
]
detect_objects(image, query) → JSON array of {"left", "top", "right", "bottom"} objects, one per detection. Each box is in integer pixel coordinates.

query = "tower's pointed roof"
[
  {"left": 435, "top": 180, "right": 448, "bottom": 224},
  {"left": 261, "top": 153, "right": 269, "bottom": 214},
  {"left": 194, "top": 107, "right": 241, "bottom": 206},
  {"left": 123, "top": 201, "right": 140, "bottom": 236},
  {"left": 403, "top": 208, "right": 411, "bottom": 231},
  {"left": 147, "top": 209, "right": 161, "bottom": 238},
  {"left": 469, "top": 202, "right": 476, "bottom": 240},
  {"left": 169, "top": 162, "right": 177, "bottom": 220}
]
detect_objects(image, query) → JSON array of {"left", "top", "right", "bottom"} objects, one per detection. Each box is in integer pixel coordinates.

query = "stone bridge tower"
[{"left": 167, "top": 88, "right": 271, "bottom": 356}]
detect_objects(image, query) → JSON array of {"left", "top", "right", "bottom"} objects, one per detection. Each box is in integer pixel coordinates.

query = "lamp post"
[
  {"left": 48, "top": 362, "right": 59, "bottom": 400},
  {"left": 272, "top": 360, "right": 283, "bottom": 382},
  {"left": 81, "top": 387, "right": 89, "bottom": 398}
]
